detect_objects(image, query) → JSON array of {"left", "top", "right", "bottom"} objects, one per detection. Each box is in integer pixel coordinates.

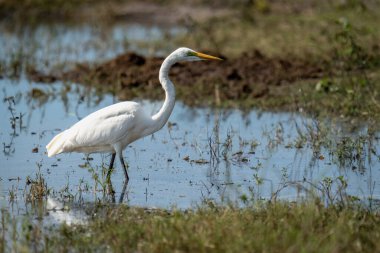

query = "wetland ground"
[{"left": 1, "top": 0, "right": 380, "bottom": 252}]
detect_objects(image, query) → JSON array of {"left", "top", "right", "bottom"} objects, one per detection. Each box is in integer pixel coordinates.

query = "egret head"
[{"left": 172, "top": 47, "right": 223, "bottom": 62}]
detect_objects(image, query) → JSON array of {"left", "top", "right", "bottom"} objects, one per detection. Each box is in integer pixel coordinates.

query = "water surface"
[
  {"left": 0, "top": 22, "right": 379, "bottom": 225},
  {"left": 1, "top": 78, "right": 379, "bottom": 213}
]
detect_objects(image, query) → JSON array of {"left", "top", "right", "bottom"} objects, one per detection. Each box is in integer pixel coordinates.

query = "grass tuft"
[{"left": 2, "top": 202, "right": 380, "bottom": 252}]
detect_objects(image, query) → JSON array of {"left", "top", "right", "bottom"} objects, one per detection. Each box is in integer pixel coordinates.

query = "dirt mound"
[{"left": 30, "top": 50, "right": 325, "bottom": 106}]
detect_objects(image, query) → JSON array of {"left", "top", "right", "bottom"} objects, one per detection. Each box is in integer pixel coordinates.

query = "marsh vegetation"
[{"left": 0, "top": 0, "right": 380, "bottom": 252}]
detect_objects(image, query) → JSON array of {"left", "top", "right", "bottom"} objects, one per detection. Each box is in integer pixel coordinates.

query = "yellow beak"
[{"left": 195, "top": 52, "right": 223, "bottom": 61}]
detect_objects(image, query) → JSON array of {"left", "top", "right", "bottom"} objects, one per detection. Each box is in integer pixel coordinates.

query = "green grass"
[
  {"left": 2, "top": 202, "right": 380, "bottom": 252},
  {"left": 174, "top": 1, "right": 380, "bottom": 58},
  {"left": 242, "top": 71, "right": 380, "bottom": 123},
  {"left": 177, "top": 10, "right": 380, "bottom": 121}
]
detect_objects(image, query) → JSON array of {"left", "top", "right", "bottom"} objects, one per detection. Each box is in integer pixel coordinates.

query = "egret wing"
[{"left": 63, "top": 102, "right": 143, "bottom": 150}]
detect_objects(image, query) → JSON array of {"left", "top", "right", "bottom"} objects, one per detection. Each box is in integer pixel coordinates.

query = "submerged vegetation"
[
  {"left": 1, "top": 99, "right": 379, "bottom": 251},
  {"left": 1, "top": 0, "right": 380, "bottom": 252}
]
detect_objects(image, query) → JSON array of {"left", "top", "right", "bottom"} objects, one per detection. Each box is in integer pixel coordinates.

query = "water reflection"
[
  {"left": 46, "top": 197, "right": 87, "bottom": 225},
  {"left": 0, "top": 22, "right": 184, "bottom": 74},
  {"left": 0, "top": 78, "right": 379, "bottom": 217}
]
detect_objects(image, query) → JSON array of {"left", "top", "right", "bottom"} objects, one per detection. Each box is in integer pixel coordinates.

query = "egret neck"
[
  {"left": 45, "top": 47, "right": 222, "bottom": 182},
  {"left": 151, "top": 53, "right": 177, "bottom": 132}
]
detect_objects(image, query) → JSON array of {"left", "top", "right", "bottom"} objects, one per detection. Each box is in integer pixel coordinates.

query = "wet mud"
[{"left": 29, "top": 50, "right": 325, "bottom": 106}]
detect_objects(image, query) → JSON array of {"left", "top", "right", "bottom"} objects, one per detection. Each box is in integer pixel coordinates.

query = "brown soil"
[{"left": 29, "top": 50, "right": 325, "bottom": 107}]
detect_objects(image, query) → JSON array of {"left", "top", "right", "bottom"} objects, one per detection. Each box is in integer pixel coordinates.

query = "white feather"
[
  {"left": 46, "top": 101, "right": 150, "bottom": 156},
  {"left": 45, "top": 47, "right": 222, "bottom": 180}
]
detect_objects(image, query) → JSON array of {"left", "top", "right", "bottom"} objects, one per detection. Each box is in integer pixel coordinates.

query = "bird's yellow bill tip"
[{"left": 195, "top": 52, "right": 223, "bottom": 61}]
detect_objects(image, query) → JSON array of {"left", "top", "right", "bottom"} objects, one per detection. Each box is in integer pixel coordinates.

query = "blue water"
[
  {"left": 0, "top": 22, "right": 184, "bottom": 72},
  {"left": 0, "top": 22, "right": 379, "bottom": 225},
  {"left": 0, "top": 78, "right": 379, "bottom": 212}
]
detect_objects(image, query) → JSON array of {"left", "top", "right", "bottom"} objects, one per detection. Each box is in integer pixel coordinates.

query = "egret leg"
[
  {"left": 119, "top": 181, "right": 128, "bottom": 203},
  {"left": 106, "top": 153, "right": 116, "bottom": 181},
  {"left": 107, "top": 180, "right": 116, "bottom": 203},
  {"left": 119, "top": 155, "right": 129, "bottom": 181}
]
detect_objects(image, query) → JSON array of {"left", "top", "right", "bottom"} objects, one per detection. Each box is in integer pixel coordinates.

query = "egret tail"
[{"left": 46, "top": 132, "right": 66, "bottom": 157}]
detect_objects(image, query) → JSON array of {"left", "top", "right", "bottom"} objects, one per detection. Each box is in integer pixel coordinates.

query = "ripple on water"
[{"left": 1, "top": 78, "right": 379, "bottom": 218}]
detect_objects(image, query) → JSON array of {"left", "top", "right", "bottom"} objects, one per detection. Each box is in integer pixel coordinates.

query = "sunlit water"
[
  {"left": 0, "top": 23, "right": 379, "bottom": 225},
  {"left": 0, "top": 22, "right": 184, "bottom": 72},
  {"left": 1, "top": 78, "right": 379, "bottom": 215}
]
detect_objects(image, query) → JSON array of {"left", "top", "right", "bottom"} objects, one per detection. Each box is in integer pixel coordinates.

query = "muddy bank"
[{"left": 29, "top": 50, "right": 325, "bottom": 107}]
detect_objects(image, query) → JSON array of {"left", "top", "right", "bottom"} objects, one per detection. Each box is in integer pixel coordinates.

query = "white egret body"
[{"left": 46, "top": 47, "right": 222, "bottom": 180}]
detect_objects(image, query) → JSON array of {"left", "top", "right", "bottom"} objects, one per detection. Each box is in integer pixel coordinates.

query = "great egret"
[{"left": 46, "top": 47, "right": 222, "bottom": 181}]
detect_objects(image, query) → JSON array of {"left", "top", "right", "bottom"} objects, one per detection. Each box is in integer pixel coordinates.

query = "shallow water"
[
  {"left": 1, "top": 78, "right": 379, "bottom": 214},
  {"left": 0, "top": 22, "right": 184, "bottom": 72},
  {"left": 0, "top": 22, "right": 379, "bottom": 225}
]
